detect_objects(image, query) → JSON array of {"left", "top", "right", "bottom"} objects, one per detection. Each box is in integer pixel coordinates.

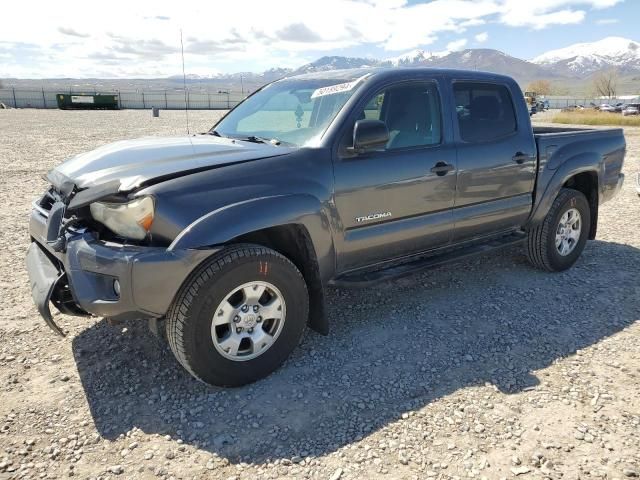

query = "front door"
[{"left": 333, "top": 80, "right": 457, "bottom": 272}]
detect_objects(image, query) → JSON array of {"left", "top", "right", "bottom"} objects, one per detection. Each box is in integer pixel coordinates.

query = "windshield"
[{"left": 212, "top": 76, "right": 367, "bottom": 147}]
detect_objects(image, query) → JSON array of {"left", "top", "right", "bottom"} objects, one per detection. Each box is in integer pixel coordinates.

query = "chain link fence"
[
  {"left": 543, "top": 97, "right": 603, "bottom": 109},
  {"left": 0, "top": 88, "right": 247, "bottom": 110},
  {"left": 1, "top": 89, "right": 635, "bottom": 111},
  {"left": 536, "top": 96, "right": 640, "bottom": 109}
]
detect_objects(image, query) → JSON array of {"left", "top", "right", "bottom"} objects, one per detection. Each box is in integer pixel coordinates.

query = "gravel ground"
[{"left": 0, "top": 109, "right": 639, "bottom": 480}]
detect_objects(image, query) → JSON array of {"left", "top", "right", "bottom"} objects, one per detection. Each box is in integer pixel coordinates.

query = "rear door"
[
  {"left": 333, "top": 79, "right": 457, "bottom": 271},
  {"left": 451, "top": 81, "right": 536, "bottom": 242}
]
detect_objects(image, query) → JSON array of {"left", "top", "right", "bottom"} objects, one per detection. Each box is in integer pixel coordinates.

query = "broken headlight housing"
[{"left": 89, "top": 196, "right": 154, "bottom": 240}]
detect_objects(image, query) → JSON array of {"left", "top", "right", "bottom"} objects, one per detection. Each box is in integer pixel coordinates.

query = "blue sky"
[
  {"left": 0, "top": 0, "right": 636, "bottom": 78},
  {"left": 325, "top": 0, "right": 637, "bottom": 61}
]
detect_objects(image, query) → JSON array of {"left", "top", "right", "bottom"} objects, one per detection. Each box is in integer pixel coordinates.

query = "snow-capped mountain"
[
  {"left": 384, "top": 49, "right": 446, "bottom": 66},
  {"left": 168, "top": 68, "right": 295, "bottom": 85},
  {"left": 289, "top": 49, "right": 555, "bottom": 85},
  {"left": 168, "top": 73, "right": 222, "bottom": 80},
  {"left": 162, "top": 38, "right": 640, "bottom": 90},
  {"left": 532, "top": 37, "right": 640, "bottom": 76},
  {"left": 293, "top": 56, "right": 378, "bottom": 74},
  {"left": 429, "top": 49, "right": 557, "bottom": 79}
]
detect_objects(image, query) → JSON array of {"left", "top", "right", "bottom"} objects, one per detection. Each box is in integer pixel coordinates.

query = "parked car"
[
  {"left": 599, "top": 103, "right": 616, "bottom": 112},
  {"left": 614, "top": 102, "right": 626, "bottom": 113},
  {"left": 622, "top": 104, "right": 640, "bottom": 116},
  {"left": 26, "top": 68, "right": 626, "bottom": 387}
]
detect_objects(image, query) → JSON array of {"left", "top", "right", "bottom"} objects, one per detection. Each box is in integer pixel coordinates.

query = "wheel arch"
[
  {"left": 168, "top": 195, "right": 335, "bottom": 335},
  {"left": 529, "top": 152, "right": 601, "bottom": 239},
  {"left": 229, "top": 224, "right": 329, "bottom": 335},
  {"left": 562, "top": 171, "right": 599, "bottom": 239}
]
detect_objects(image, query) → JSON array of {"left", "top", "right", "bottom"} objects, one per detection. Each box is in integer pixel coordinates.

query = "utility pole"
[{"left": 240, "top": 74, "right": 244, "bottom": 95}]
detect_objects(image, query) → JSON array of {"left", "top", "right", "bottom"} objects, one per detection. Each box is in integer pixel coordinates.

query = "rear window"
[{"left": 454, "top": 82, "right": 517, "bottom": 143}]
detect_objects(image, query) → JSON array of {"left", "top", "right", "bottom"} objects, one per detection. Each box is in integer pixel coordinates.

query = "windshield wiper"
[
  {"left": 206, "top": 131, "right": 271, "bottom": 144},
  {"left": 242, "top": 135, "right": 268, "bottom": 144},
  {"left": 236, "top": 135, "right": 283, "bottom": 146}
]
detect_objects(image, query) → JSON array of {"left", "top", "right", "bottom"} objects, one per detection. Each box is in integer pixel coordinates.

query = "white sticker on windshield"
[{"left": 310, "top": 74, "right": 369, "bottom": 99}]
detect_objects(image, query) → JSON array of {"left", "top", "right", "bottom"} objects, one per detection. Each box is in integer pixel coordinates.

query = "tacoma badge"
[{"left": 355, "top": 212, "right": 392, "bottom": 223}]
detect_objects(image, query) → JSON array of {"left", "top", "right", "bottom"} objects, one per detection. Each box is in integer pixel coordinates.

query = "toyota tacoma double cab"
[{"left": 26, "top": 68, "right": 625, "bottom": 387}]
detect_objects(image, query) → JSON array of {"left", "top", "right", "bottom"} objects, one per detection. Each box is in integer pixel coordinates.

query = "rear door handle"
[
  {"left": 512, "top": 152, "right": 530, "bottom": 164},
  {"left": 430, "top": 162, "right": 455, "bottom": 176}
]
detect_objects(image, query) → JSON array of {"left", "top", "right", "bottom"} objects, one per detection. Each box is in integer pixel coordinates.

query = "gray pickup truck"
[{"left": 26, "top": 68, "right": 625, "bottom": 386}]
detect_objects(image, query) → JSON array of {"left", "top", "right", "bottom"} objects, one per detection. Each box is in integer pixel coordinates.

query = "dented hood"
[{"left": 47, "top": 135, "right": 292, "bottom": 192}]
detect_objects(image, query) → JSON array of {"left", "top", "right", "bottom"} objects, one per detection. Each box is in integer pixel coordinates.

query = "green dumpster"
[{"left": 56, "top": 94, "right": 119, "bottom": 110}]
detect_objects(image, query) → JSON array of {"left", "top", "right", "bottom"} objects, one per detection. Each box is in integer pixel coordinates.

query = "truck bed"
[
  {"left": 532, "top": 125, "right": 601, "bottom": 135},
  {"left": 531, "top": 125, "right": 625, "bottom": 219},
  {"left": 532, "top": 125, "right": 624, "bottom": 160}
]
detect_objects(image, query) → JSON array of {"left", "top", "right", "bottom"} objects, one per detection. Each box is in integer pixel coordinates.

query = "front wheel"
[
  {"left": 166, "top": 244, "right": 308, "bottom": 387},
  {"left": 525, "top": 188, "right": 591, "bottom": 272}
]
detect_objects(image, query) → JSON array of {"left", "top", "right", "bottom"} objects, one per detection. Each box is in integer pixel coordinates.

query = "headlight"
[{"left": 90, "top": 196, "right": 154, "bottom": 240}]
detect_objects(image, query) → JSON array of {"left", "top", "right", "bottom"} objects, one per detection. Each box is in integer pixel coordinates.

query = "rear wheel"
[
  {"left": 166, "top": 244, "right": 308, "bottom": 387},
  {"left": 526, "top": 188, "right": 590, "bottom": 272}
]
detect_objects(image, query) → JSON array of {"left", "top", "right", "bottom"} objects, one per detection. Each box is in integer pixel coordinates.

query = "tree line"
[{"left": 526, "top": 69, "right": 620, "bottom": 99}]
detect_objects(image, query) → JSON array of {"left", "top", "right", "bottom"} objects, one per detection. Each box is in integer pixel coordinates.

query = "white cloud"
[
  {"left": 499, "top": 0, "right": 623, "bottom": 29},
  {"left": 0, "top": 0, "right": 624, "bottom": 78},
  {"left": 372, "top": 0, "right": 502, "bottom": 51},
  {"left": 475, "top": 32, "right": 489, "bottom": 43},
  {"left": 446, "top": 38, "right": 468, "bottom": 51},
  {"left": 460, "top": 19, "right": 486, "bottom": 28},
  {"left": 596, "top": 18, "right": 619, "bottom": 24}
]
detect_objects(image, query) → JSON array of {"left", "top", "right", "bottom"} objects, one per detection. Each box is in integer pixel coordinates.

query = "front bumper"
[{"left": 26, "top": 208, "right": 218, "bottom": 335}]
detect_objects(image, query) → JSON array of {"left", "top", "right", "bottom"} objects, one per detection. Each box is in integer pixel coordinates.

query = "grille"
[
  {"left": 38, "top": 188, "right": 57, "bottom": 213},
  {"left": 34, "top": 187, "right": 71, "bottom": 226}
]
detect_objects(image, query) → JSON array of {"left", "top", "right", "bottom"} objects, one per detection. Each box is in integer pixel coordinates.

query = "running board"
[{"left": 330, "top": 232, "right": 526, "bottom": 288}]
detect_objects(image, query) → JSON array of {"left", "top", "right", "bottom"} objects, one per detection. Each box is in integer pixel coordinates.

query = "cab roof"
[{"left": 285, "top": 67, "right": 516, "bottom": 84}]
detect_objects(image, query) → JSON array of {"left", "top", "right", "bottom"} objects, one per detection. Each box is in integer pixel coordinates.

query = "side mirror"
[{"left": 352, "top": 119, "right": 389, "bottom": 153}]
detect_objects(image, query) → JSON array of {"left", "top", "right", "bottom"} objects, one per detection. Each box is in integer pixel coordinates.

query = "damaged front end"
[
  {"left": 26, "top": 180, "right": 219, "bottom": 337},
  {"left": 27, "top": 183, "right": 92, "bottom": 336},
  {"left": 26, "top": 242, "right": 87, "bottom": 336}
]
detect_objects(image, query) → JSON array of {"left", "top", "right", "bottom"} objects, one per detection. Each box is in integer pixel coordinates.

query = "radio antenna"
[{"left": 180, "top": 29, "right": 190, "bottom": 135}]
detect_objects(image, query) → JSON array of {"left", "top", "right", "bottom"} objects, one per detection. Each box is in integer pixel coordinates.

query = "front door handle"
[
  {"left": 512, "top": 152, "right": 530, "bottom": 164},
  {"left": 430, "top": 162, "right": 455, "bottom": 176}
]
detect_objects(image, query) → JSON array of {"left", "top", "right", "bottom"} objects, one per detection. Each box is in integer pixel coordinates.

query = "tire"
[
  {"left": 526, "top": 188, "right": 591, "bottom": 272},
  {"left": 166, "top": 244, "right": 309, "bottom": 387}
]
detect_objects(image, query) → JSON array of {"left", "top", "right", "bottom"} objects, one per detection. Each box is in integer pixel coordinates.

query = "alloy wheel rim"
[
  {"left": 555, "top": 207, "right": 582, "bottom": 256},
  {"left": 211, "top": 281, "right": 286, "bottom": 361}
]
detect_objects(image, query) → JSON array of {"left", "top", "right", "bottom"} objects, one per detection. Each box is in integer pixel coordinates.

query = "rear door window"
[{"left": 454, "top": 82, "right": 517, "bottom": 143}]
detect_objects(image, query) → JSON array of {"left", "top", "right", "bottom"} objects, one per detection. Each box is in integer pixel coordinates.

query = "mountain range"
[
  {"left": 163, "top": 36, "right": 640, "bottom": 93},
  {"left": 6, "top": 37, "right": 640, "bottom": 95},
  {"left": 532, "top": 37, "right": 640, "bottom": 77},
  {"left": 294, "top": 37, "right": 640, "bottom": 81},
  {"left": 170, "top": 50, "right": 556, "bottom": 86}
]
